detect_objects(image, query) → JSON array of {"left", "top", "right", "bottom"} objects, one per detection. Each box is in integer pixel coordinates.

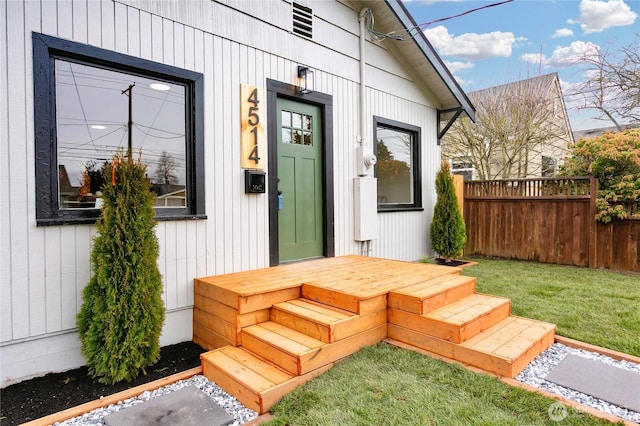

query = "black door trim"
[{"left": 267, "top": 79, "right": 335, "bottom": 266}]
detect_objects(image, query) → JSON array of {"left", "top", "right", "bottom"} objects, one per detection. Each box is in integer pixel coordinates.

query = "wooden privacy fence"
[{"left": 463, "top": 177, "right": 640, "bottom": 272}]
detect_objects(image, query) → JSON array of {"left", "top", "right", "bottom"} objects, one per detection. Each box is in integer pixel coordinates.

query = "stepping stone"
[
  {"left": 545, "top": 354, "right": 640, "bottom": 412},
  {"left": 104, "top": 385, "right": 234, "bottom": 426}
]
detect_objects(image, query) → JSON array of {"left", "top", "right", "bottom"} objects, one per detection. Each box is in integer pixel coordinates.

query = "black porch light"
[{"left": 297, "top": 65, "right": 314, "bottom": 94}]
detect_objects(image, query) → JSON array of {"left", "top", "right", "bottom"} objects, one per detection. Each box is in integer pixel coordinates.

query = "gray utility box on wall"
[{"left": 354, "top": 177, "right": 378, "bottom": 241}]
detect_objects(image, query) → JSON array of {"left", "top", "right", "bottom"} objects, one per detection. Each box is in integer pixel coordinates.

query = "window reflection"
[
  {"left": 55, "top": 60, "right": 187, "bottom": 209},
  {"left": 280, "top": 109, "right": 313, "bottom": 147},
  {"left": 376, "top": 126, "right": 414, "bottom": 205}
]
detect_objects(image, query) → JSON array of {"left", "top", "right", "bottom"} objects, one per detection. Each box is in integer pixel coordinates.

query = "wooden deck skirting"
[{"left": 195, "top": 255, "right": 557, "bottom": 413}]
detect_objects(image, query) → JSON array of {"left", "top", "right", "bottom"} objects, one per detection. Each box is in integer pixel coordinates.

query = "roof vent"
[{"left": 292, "top": 3, "right": 313, "bottom": 39}]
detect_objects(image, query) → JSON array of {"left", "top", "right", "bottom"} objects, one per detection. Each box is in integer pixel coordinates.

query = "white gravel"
[
  {"left": 54, "top": 343, "right": 640, "bottom": 425},
  {"left": 54, "top": 375, "right": 258, "bottom": 426},
  {"left": 516, "top": 343, "right": 640, "bottom": 424}
]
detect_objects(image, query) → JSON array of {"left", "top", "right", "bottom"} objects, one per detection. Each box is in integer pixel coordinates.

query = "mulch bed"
[
  {"left": 434, "top": 258, "right": 477, "bottom": 268},
  {"left": 0, "top": 341, "right": 206, "bottom": 426}
]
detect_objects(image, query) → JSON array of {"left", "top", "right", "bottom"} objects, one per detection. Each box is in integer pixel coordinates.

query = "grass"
[
  {"left": 263, "top": 258, "right": 637, "bottom": 425},
  {"left": 459, "top": 257, "right": 640, "bottom": 357},
  {"left": 265, "top": 343, "right": 614, "bottom": 426}
]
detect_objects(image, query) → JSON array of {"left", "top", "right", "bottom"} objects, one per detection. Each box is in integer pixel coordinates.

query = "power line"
[{"left": 365, "top": 0, "right": 515, "bottom": 42}]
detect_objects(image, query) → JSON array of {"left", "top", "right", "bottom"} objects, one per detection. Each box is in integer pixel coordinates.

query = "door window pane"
[
  {"left": 280, "top": 109, "right": 313, "bottom": 147},
  {"left": 282, "top": 128, "right": 292, "bottom": 144}
]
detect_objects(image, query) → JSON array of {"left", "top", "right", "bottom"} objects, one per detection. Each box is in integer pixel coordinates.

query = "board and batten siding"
[{"left": 1, "top": 0, "right": 441, "bottom": 386}]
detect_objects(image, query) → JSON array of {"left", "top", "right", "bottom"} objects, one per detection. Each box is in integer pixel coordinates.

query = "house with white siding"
[{"left": 0, "top": 0, "right": 474, "bottom": 386}]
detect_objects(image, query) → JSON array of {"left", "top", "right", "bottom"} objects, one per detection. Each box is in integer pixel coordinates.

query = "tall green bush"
[
  {"left": 430, "top": 162, "right": 466, "bottom": 261},
  {"left": 77, "top": 154, "right": 165, "bottom": 384}
]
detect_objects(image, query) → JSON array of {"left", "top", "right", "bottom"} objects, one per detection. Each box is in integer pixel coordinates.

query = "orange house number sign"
[{"left": 240, "top": 84, "right": 265, "bottom": 170}]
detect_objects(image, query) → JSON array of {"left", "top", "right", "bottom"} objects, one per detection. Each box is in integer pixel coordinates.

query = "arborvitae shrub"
[
  {"left": 430, "top": 162, "right": 466, "bottom": 261},
  {"left": 77, "top": 154, "right": 165, "bottom": 384}
]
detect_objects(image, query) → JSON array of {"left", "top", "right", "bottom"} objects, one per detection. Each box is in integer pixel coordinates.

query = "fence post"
[{"left": 588, "top": 177, "right": 598, "bottom": 268}]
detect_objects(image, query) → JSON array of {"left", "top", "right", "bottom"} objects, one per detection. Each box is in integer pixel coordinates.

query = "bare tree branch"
[{"left": 442, "top": 74, "right": 572, "bottom": 180}]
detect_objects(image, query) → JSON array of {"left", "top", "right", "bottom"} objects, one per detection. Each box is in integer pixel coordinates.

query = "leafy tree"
[
  {"left": 376, "top": 140, "right": 410, "bottom": 182},
  {"left": 77, "top": 153, "right": 165, "bottom": 384},
  {"left": 560, "top": 129, "right": 640, "bottom": 222},
  {"left": 430, "top": 162, "right": 466, "bottom": 261}
]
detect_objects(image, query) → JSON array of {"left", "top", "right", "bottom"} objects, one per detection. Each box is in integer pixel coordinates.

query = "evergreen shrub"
[
  {"left": 430, "top": 162, "right": 466, "bottom": 261},
  {"left": 77, "top": 154, "right": 165, "bottom": 384}
]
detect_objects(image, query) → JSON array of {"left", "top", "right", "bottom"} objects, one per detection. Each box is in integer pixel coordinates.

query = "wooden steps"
[
  {"left": 388, "top": 316, "right": 556, "bottom": 378},
  {"left": 242, "top": 321, "right": 387, "bottom": 375},
  {"left": 201, "top": 296, "right": 388, "bottom": 413},
  {"left": 389, "top": 293, "right": 511, "bottom": 344},
  {"left": 388, "top": 273, "right": 555, "bottom": 377},
  {"left": 201, "top": 346, "right": 334, "bottom": 414},
  {"left": 270, "top": 298, "right": 386, "bottom": 343},
  {"left": 388, "top": 274, "right": 476, "bottom": 314},
  {"left": 195, "top": 255, "right": 556, "bottom": 413}
]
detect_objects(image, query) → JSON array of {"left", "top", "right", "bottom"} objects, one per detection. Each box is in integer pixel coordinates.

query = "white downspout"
[{"left": 358, "top": 8, "right": 368, "bottom": 151}]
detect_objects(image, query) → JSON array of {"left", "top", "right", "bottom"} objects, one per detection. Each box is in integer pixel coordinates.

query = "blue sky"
[{"left": 402, "top": 0, "right": 639, "bottom": 130}]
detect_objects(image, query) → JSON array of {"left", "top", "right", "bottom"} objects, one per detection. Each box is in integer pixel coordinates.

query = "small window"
[
  {"left": 542, "top": 156, "right": 556, "bottom": 177},
  {"left": 374, "top": 117, "right": 422, "bottom": 211},
  {"left": 33, "top": 33, "right": 204, "bottom": 225},
  {"left": 451, "top": 158, "right": 474, "bottom": 181}
]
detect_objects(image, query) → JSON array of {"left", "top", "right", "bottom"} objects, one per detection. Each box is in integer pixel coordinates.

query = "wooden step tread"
[
  {"left": 243, "top": 321, "right": 325, "bottom": 356},
  {"left": 427, "top": 294, "right": 510, "bottom": 325},
  {"left": 273, "top": 299, "right": 357, "bottom": 325},
  {"left": 388, "top": 294, "right": 511, "bottom": 343},
  {"left": 388, "top": 275, "right": 476, "bottom": 314},
  {"left": 201, "top": 346, "right": 293, "bottom": 392},
  {"left": 392, "top": 275, "right": 475, "bottom": 298},
  {"left": 461, "top": 316, "right": 556, "bottom": 358},
  {"left": 201, "top": 345, "right": 336, "bottom": 414},
  {"left": 388, "top": 315, "right": 555, "bottom": 378}
]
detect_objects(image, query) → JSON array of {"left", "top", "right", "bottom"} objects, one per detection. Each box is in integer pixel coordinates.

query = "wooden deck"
[{"left": 194, "top": 255, "right": 555, "bottom": 414}]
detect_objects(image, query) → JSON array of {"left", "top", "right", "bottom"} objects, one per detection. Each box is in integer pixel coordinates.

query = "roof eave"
[{"left": 384, "top": 0, "right": 476, "bottom": 122}]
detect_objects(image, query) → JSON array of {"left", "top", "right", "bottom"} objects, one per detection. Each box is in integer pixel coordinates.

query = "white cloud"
[
  {"left": 548, "top": 41, "right": 600, "bottom": 67},
  {"left": 520, "top": 41, "right": 600, "bottom": 68},
  {"left": 424, "top": 25, "right": 525, "bottom": 60},
  {"left": 521, "top": 53, "right": 547, "bottom": 65},
  {"left": 444, "top": 60, "right": 475, "bottom": 73},
  {"left": 551, "top": 28, "right": 574, "bottom": 39},
  {"left": 570, "top": 0, "right": 638, "bottom": 34}
]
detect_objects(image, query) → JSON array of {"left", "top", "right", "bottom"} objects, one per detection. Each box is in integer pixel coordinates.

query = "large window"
[
  {"left": 374, "top": 117, "right": 422, "bottom": 211},
  {"left": 33, "top": 33, "right": 204, "bottom": 225}
]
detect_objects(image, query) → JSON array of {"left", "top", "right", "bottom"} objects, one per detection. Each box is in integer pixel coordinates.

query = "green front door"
[{"left": 277, "top": 98, "right": 323, "bottom": 262}]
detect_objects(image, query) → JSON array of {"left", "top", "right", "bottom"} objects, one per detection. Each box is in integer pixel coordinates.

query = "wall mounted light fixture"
[{"left": 297, "top": 65, "right": 314, "bottom": 94}]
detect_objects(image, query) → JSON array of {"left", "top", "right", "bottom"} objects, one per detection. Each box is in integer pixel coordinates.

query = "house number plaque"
[{"left": 240, "top": 84, "right": 265, "bottom": 170}]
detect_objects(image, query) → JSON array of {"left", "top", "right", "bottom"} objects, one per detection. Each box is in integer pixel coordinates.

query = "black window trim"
[
  {"left": 33, "top": 32, "right": 205, "bottom": 226},
  {"left": 373, "top": 116, "right": 423, "bottom": 212}
]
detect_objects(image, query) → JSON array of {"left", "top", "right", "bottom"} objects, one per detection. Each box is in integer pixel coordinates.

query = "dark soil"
[
  {"left": 0, "top": 341, "right": 206, "bottom": 426},
  {"left": 434, "top": 257, "right": 473, "bottom": 267}
]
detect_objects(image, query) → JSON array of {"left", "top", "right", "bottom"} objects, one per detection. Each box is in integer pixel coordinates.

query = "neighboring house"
[
  {"left": 573, "top": 123, "right": 640, "bottom": 141},
  {"left": 0, "top": 0, "right": 474, "bottom": 385},
  {"left": 442, "top": 73, "right": 573, "bottom": 180}
]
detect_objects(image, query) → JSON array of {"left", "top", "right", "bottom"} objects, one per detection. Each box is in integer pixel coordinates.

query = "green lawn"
[
  {"left": 265, "top": 343, "right": 615, "bottom": 426},
  {"left": 263, "top": 258, "right": 637, "bottom": 425},
  {"left": 461, "top": 257, "right": 640, "bottom": 357}
]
